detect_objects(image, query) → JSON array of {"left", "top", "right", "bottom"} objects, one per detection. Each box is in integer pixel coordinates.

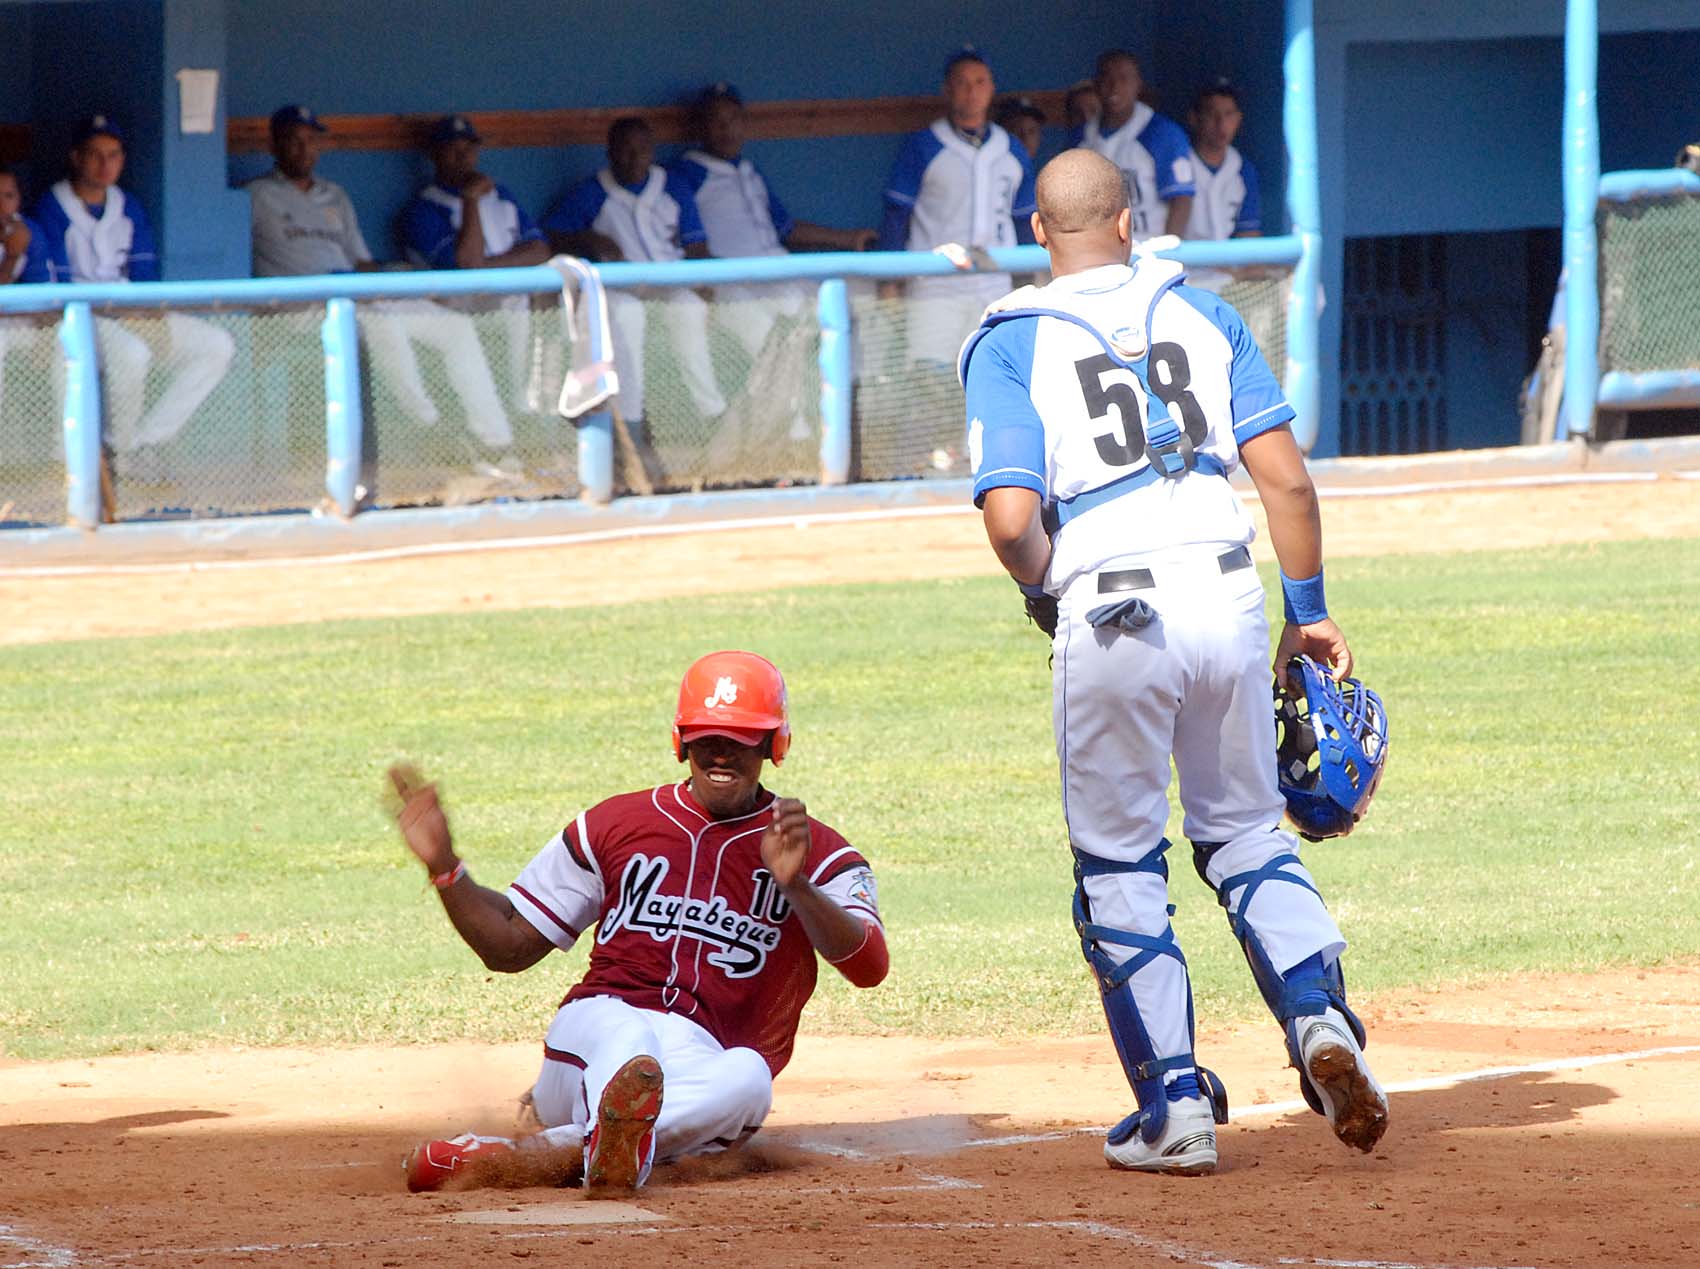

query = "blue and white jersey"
[
  {"left": 879, "top": 119, "right": 1036, "bottom": 253},
  {"left": 960, "top": 261, "right": 1293, "bottom": 593},
  {"left": 1187, "top": 145, "right": 1261, "bottom": 241},
  {"left": 399, "top": 182, "right": 543, "bottom": 269},
  {"left": 1076, "top": 105, "right": 1195, "bottom": 239},
  {"left": 5, "top": 215, "right": 51, "bottom": 283},
  {"left": 668, "top": 150, "right": 791, "bottom": 259},
  {"left": 543, "top": 166, "right": 707, "bottom": 264},
  {"left": 32, "top": 180, "right": 160, "bottom": 282}
]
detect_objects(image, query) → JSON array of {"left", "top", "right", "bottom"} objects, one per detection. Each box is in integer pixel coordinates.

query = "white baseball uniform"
[
  {"left": 960, "top": 259, "right": 1343, "bottom": 1074},
  {"left": 1184, "top": 145, "right": 1263, "bottom": 294},
  {"left": 1076, "top": 106, "right": 1195, "bottom": 240},
  {"left": 881, "top": 120, "right": 1036, "bottom": 365},
  {"left": 33, "top": 181, "right": 235, "bottom": 454},
  {"left": 544, "top": 167, "right": 729, "bottom": 422}
]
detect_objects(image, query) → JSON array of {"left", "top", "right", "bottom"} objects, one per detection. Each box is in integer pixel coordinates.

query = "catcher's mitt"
[{"left": 1019, "top": 583, "right": 1058, "bottom": 638}]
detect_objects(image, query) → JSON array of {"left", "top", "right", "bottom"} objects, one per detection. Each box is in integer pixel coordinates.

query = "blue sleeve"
[
  {"left": 1011, "top": 149, "right": 1037, "bottom": 244},
  {"left": 400, "top": 196, "right": 457, "bottom": 268},
  {"left": 761, "top": 168, "right": 794, "bottom": 242},
  {"left": 16, "top": 216, "right": 52, "bottom": 283},
  {"left": 878, "top": 202, "right": 912, "bottom": 252},
  {"left": 1174, "top": 285, "right": 1293, "bottom": 444},
  {"left": 883, "top": 130, "right": 935, "bottom": 209},
  {"left": 122, "top": 198, "right": 160, "bottom": 281},
  {"left": 1146, "top": 116, "right": 1196, "bottom": 200},
  {"left": 664, "top": 172, "right": 708, "bottom": 246},
  {"left": 498, "top": 185, "right": 544, "bottom": 244},
  {"left": 29, "top": 197, "right": 72, "bottom": 282},
  {"left": 1066, "top": 124, "right": 1085, "bottom": 148},
  {"left": 542, "top": 179, "right": 605, "bottom": 235},
  {"left": 1236, "top": 160, "right": 1262, "bottom": 234},
  {"left": 667, "top": 158, "right": 708, "bottom": 199},
  {"left": 963, "top": 319, "right": 1048, "bottom": 507}
]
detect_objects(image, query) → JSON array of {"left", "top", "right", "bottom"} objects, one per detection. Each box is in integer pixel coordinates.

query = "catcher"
[{"left": 391, "top": 649, "right": 887, "bottom": 1192}]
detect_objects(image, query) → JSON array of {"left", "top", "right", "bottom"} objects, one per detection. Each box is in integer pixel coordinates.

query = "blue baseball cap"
[
  {"left": 944, "top": 45, "right": 990, "bottom": 78},
  {"left": 72, "top": 113, "right": 125, "bottom": 146},
  {"left": 429, "top": 114, "right": 481, "bottom": 146},
  {"left": 269, "top": 104, "right": 327, "bottom": 136},
  {"left": 695, "top": 81, "right": 743, "bottom": 109}
]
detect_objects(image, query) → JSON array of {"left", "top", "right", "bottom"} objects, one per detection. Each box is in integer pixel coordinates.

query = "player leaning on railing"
[{"left": 962, "top": 148, "right": 1389, "bottom": 1177}]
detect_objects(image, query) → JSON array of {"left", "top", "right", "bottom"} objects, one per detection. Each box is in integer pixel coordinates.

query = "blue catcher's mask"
[{"left": 1274, "top": 655, "right": 1389, "bottom": 841}]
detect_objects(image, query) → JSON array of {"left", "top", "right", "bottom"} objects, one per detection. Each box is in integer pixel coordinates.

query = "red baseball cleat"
[
  {"left": 402, "top": 1132, "right": 515, "bottom": 1192},
  {"left": 583, "top": 1055, "right": 664, "bottom": 1191}
]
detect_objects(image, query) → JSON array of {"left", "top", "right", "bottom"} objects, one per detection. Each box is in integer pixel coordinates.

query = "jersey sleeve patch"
[
  {"left": 1144, "top": 116, "right": 1197, "bottom": 200},
  {"left": 963, "top": 319, "right": 1048, "bottom": 507}
]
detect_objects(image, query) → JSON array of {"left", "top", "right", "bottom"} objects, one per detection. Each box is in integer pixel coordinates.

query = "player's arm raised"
[
  {"left": 1238, "top": 424, "right": 1352, "bottom": 681},
  {"left": 387, "top": 765, "right": 554, "bottom": 973},
  {"left": 760, "top": 798, "right": 888, "bottom": 987}
]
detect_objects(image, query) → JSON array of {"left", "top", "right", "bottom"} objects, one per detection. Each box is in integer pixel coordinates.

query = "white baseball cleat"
[
  {"left": 1104, "top": 1096, "right": 1218, "bottom": 1176},
  {"left": 1296, "top": 1008, "right": 1389, "bottom": 1152}
]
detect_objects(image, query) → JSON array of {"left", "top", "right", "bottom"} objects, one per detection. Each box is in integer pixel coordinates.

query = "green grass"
[{"left": 2, "top": 537, "right": 1697, "bottom": 1059}]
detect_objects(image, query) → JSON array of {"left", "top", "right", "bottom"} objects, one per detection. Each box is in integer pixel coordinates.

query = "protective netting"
[
  {"left": 1598, "top": 191, "right": 1700, "bottom": 375},
  {"left": 851, "top": 267, "right": 1293, "bottom": 484},
  {"left": 0, "top": 312, "right": 64, "bottom": 527},
  {"left": 356, "top": 292, "right": 580, "bottom": 508},
  {"left": 606, "top": 282, "right": 821, "bottom": 494}
]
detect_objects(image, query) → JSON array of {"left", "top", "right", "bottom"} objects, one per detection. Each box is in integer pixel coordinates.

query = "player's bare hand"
[
  {"left": 1, "top": 216, "right": 29, "bottom": 256},
  {"left": 846, "top": 228, "right": 877, "bottom": 252},
  {"left": 759, "top": 797, "right": 812, "bottom": 891},
  {"left": 386, "top": 763, "right": 456, "bottom": 874},
  {"left": 1274, "top": 618, "right": 1353, "bottom": 685},
  {"left": 460, "top": 173, "right": 496, "bottom": 200}
]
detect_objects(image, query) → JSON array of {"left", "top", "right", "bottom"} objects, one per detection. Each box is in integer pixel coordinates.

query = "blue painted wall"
[
  {"left": 224, "top": 0, "right": 1144, "bottom": 261},
  {"left": 0, "top": 6, "right": 31, "bottom": 123}
]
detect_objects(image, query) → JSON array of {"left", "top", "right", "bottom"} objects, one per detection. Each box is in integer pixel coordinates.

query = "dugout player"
[
  {"left": 392, "top": 650, "right": 887, "bottom": 1192},
  {"left": 1075, "top": 50, "right": 1194, "bottom": 240},
  {"left": 1183, "top": 81, "right": 1262, "bottom": 294},
  {"left": 545, "top": 116, "right": 732, "bottom": 481},
  {"left": 879, "top": 47, "right": 1037, "bottom": 368},
  {"left": 960, "top": 149, "right": 1387, "bottom": 1175},
  {"left": 32, "top": 115, "right": 234, "bottom": 480}
]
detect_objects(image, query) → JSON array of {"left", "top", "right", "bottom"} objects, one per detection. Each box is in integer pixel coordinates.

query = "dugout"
[{"left": 1, "top": 0, "right": 1696, "bottom": 460}]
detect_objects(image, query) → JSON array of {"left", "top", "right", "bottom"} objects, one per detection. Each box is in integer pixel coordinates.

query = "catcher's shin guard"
[
  {"left": 1193, "top": 840, "right": 1370, "bottom": 1116},
  {"left": 1074, "top": 846, "right": 1229, "bottom": 1146}
]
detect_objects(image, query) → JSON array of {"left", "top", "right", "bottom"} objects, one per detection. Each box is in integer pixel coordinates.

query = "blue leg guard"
[
  {"left": 1193, "top": 840, "right": 1369, "bottom": 1117},
  {"left": 1074, "top": 845, "right": 1229, "bottom": 1147}
]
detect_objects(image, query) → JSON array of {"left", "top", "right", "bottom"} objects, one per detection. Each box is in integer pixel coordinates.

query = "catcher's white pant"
[
  {"left": 607, "top": 289, "right": 728, "bottom": 422},
  {"left": 358, "top": 300, "right": 513, "bottom": 448},
  {"left": 96, "top": 313, "right": 234, "bottom": 451},
  {"left": 1054, "top": 545, "right": 1345, "bottom": 1063},
  {"left": 528, "top": 995, "right": 772, "bottom": 1163}
]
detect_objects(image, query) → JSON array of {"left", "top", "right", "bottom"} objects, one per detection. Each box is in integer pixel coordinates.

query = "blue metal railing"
[{"left": 1, "top": 236, "right": 1309, "bottom": 525}]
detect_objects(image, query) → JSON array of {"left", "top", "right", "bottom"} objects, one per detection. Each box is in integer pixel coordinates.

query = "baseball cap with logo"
[
  {"left": 269, "top": 104, "right": 328, "bottom": 136},
  {"left": 72, "top": 114, "right": 125, "bottom": 146},
  {"left": 429, "top": 114, "right": 481, "bottom": 146}
]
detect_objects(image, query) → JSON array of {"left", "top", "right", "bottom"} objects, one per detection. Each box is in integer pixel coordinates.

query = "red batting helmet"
[{"left": 671, "top": 650, "right": 791, "bottom": 765}]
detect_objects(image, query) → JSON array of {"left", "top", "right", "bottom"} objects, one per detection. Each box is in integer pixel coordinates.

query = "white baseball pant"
[
  {"left": 96, "top": 313, "right": 235, "bottom": 451},
  {"left": 1053, "top": 545, "right": 1344, "bottom": 1061},
  {"left": 527, "top": 995, "right": 773, "bottom": 1163},
  {"left": 358, "top": 300, "right": 513, "bottom": 448},
  {"left": 607, "top": 289, "right": 729, "bottom": 422}
]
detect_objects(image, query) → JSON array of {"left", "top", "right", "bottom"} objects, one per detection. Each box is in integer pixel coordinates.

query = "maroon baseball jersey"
[{"left": 506, "top": 782, "right": 881, "bottom": 1075}]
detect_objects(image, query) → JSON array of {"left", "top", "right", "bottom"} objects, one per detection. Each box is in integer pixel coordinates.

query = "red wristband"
[{"left": 429, "top": 860, "right": 467, "bottom": 890}]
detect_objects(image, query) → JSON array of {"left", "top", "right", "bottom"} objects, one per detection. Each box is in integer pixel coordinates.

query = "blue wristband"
[
  {"left": 1280, "top": 568, "right": 1328, "bottom": 625},
  {"left": 1017, "top": 580, "right": 1048, "bottom": 600}
]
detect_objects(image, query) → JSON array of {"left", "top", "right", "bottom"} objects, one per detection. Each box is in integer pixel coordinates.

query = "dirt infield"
[
  {"left": 5, "top": 477, "right": 1700, "bottom": 1266},
  {"left": 4, "top": 968, "right": 1699, "bottom": 1267}
]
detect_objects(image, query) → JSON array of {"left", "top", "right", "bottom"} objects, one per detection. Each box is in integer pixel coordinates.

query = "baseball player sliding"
[
  {"left": 390, "top": 650, "right": 887, "bottom": 1192},
  {"left": 960, "top": 149, "right": 1387, "bottom": 1175}
]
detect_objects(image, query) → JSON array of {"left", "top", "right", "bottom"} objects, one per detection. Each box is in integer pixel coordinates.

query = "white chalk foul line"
[
  {"left": 0, "top": 1224, "right": 79, "bottom": 1269},
  {"left": 954, "top": 1041, "right": 1700, "bottom": 1148},
  {"left": 5, "top": 465, "right": 1694, "bottom": 579}
]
